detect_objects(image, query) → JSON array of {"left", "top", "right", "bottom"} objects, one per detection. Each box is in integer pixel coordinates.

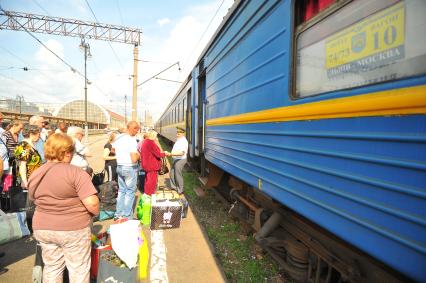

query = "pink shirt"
[{"left": 28, "top": 162, "right": 97, "bottom": 231}]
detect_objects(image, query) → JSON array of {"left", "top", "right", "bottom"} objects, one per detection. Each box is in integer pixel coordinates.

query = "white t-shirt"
[
  {"left": 71, "top": 139, "right": 89, "bottom": 169},
  {"left": 0, "top": 141, "right": 9, "bottom": 171},
  {"left": 112, "top": 134, "right": 138, "bottom": 166},
  {"left": 172, "top": 137, "right": 188, "bottom": 160},
  {"left": 40, "top": 128, "right": 48, "bottom": 142}
]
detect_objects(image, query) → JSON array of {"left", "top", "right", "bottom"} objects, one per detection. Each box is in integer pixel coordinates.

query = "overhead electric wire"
[
  {"left": 182, "top": 0, "right": 226, "bottom": 71},
  {"left": 0, "top": 6, "right": 117, "bottom": 105},
  {"left": 0, "top": 73, "right": 60, "bottom": 99},
  {"left": 32, "top": 0, "right": 51, "bottom": 16},
  {"left": 84, "top": 0, "right": 126, "bottom": 71},
  {"left": 0, "top": 65, "right": 69, "bottom": 72},
  {"left": 155, "top": 77, "right": 183, "bottom": 84},
  {"left": 138, "top": 59, "right": 177, "bottom": 65},
  {"left": 0, "top": 45, "right": 74, "bottom": 83},
  {"left": 0, "top": 95, "right": 65, "bottom": 107},
  {"left": 116, "top": 0, "right": 125, "bottom": 26},
  {"left": 0, "top": 5, "right": 86, "bottom": 79},
  {"left": 0, "top": 45, "right": 28, "bottom": 65}
]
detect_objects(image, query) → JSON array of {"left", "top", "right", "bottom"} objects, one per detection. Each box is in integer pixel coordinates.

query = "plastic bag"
[{"left": 109, "top": 220, "right": 141, "bottom": 269}]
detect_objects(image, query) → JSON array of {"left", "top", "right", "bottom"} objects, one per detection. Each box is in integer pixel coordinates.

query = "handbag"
[
  {"left": 92, "top": 170, "right": 106, "bottom": 187},
  {"left": 2, "top": 173, "right": 13, "bottom": 192},
  {"left": 10, "top": 186, "right": 28, "bottom": 212},
  {"left": 158, "top": 157, "right": 169, "bottom": 175}
]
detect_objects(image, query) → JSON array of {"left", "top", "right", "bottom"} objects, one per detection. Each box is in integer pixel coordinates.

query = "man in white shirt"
[
  {"left": 40, "top": 121, "right": 49, "bottom": 141},
  {"left": 113, "top": 121, "right": 140, "bottom": 220},
  {"left": 67, "top": 126, "right": 91, "bottom": 172},
  {"left": 166, "top": 127, "right": 188, "bottom": 195}
]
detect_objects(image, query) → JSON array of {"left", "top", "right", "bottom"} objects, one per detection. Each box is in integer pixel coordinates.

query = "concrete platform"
[{"left": 0, "top": 134, "right": 225, "bottom": 283}]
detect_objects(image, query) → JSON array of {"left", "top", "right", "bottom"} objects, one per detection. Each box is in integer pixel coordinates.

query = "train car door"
[
  {"left": 190, "top": 69, "right": 198, "bottom": 158},
  {"left": 186, "top": 88, "right": 192, "bottom": 147},
  {"left": 197, "top": 62, "right": 207, "bottom": 175}
]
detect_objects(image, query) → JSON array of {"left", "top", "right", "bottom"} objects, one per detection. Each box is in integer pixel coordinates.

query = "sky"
[{"left": 0, "top": 0, "right": 234, "bottom": 122}]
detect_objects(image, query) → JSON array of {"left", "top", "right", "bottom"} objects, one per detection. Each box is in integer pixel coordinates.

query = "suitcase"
[
  {"left": 150, "top": 199, "right": 182, "bottom": 230},
  {"left": 155, "top": 187, "right": 180, "bottom": 201}
]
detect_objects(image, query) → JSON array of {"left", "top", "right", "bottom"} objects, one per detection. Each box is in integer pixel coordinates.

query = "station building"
[{"left": 53, "top": 99, "right": 125, "bottom": 129}]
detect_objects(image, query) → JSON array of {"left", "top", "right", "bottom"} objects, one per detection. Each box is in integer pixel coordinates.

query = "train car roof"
[{"left": 193, "top": 0, "right": 242, "bottom": 68}]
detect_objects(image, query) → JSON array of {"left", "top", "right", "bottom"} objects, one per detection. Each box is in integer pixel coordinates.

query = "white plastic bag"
[{"left": 109, "top": 220, "right": 141, "bottom": 269}]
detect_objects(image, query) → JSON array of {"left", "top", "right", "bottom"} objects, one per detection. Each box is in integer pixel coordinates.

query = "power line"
[
  {"left": 116, "top": 0, "right": 125, "bottom": 26},
  {"left": 182, "top": 0, "right": 226, "bottom": 70},
  {"left": 154, "top": 77, "right": 183, "bottom": 84},
  {"left": 0, "top": 6, "right": 86, "bottom": 79},
  {"left": 0, "top": 73, "right": 60, "bottom": 99},
  {"left": 138, "top": 59, "right": 178, "bottom": 65},
  {"left": 0, "top": 45, "right": 73, "bottom": 83},
  {"left": 1, "top": 35, "right": 112, "bottom": 104},
  {"left": 0, "top": 4, "right": 136, "bottom": 111},
  {"left": 32, "top": 0, "right": 50, "bottom": 16},
  {"left": 0, "top": 7, "right": 119, "bottom": 104},
  {"left": 84, "top": 0, "right": 126, "bottom": 71},
  {"left": 0, "top": 65, "right": 68, "bottom": 72},
  {"left": 0, "top": 45, "right": 27, "bottom": 65}
]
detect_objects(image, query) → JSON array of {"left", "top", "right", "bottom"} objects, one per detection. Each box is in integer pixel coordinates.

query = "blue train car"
[{"left": 156, "top": 0, "right": 426, "bottom": 281}]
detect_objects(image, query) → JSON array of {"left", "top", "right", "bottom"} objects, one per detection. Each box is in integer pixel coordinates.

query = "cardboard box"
[{"left": 150, "top": 200, "right": 182, "bottom": 230}]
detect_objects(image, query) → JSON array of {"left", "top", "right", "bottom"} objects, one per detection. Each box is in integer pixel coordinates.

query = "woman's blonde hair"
[
  {"left": 44, "top": 133, "right": 74, "bottom": 161},
  {"left": 146, "top": 130, "right": 157, "bottom": 140},
  {"left": 108, "top": 131, "right": 116, "bottom": 143}
]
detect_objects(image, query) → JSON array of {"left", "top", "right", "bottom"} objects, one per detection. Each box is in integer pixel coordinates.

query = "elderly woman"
[
  {"left": 14, "top": 124, "right": 42, "bottom": 188},
  {"left": 67, "top": 126, "right": 92, "bottom": 174},
  {"left": 28, "top": 133, "right": 99, "bottom": 283},
  {"left": 141, "top": 130, "right": 166, "bottom": 195},
  {"left": 1, "top": 120, "right": 23, "bottom": 156}
]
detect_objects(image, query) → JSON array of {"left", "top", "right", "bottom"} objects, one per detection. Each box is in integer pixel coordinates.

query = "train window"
[
  {"left": 295, "top": 0, "right": 426, "bottom": 98},
  {"left": 178, "top": 102, "right": 181, "bottom": 122},
  {"left": 183, "top": 97, "right": 186, "bottom": 120},
  {"left": 172, "top": 108, "right": 175, "bottom": 123}
]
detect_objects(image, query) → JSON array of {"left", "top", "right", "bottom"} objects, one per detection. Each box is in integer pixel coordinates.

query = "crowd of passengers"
[{"left": 0, "top": 112, "right": 188, "bottom": 282}]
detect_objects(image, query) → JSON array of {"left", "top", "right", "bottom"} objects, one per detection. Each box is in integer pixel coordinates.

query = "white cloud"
[
  {"left": 35, "top": 39, "right": 65, "bottom": 65},
  {"left": 157, "top": 18, "right": 171, "bottom": 26},
  {"left": 141, "top": 0, "right": 234, "bottom": 121}
]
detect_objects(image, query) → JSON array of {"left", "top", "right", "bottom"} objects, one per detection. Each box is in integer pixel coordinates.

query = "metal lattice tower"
[{"left": 0, "top": 9, "right": 142, "bottom": 121}]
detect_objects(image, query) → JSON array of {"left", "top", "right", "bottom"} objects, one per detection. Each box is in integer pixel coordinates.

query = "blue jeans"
[{"left": 115, "top": 165, "right": 138, "bottom": 218}]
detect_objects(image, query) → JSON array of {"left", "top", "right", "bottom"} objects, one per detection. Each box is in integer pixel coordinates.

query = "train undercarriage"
[{"left": 196, "top": 161, "right": 409, "bottom": 283}]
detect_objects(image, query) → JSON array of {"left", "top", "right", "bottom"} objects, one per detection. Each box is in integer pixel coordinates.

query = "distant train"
[{"left": 155, "top": 0, "right": 426, "bottom": 282}]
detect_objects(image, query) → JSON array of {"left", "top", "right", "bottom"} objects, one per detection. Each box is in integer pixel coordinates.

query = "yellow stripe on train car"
[{"left": 206, "top": 85, "right": 426, "bottom": 126}]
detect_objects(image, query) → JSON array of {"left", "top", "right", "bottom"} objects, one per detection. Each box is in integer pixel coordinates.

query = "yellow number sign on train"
[{"left": 326, "top": 2, "right": 405, "bottom": 74}]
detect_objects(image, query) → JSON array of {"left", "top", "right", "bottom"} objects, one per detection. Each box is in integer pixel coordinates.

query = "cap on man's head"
[{"left": 176, "top": 127, "right": 185, "bottom": 134}]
